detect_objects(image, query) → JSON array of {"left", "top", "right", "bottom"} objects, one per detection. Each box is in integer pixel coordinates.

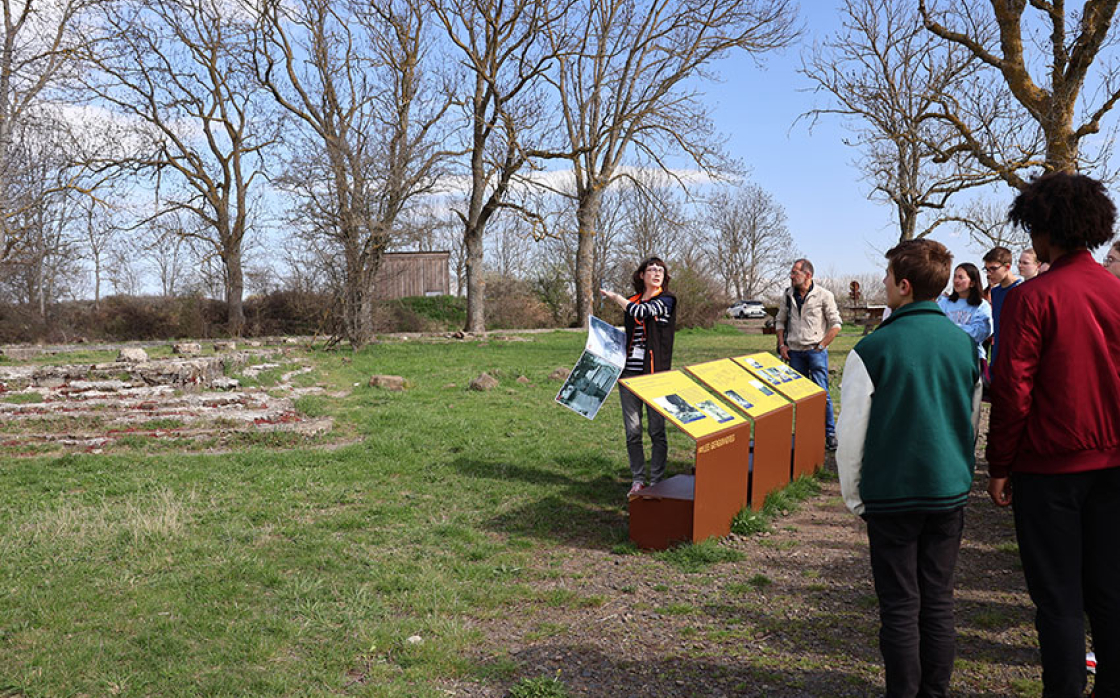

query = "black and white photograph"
[
  {"left": 555, "top": 352, "right": 622, "bottom": 420},
  {"left": 724, "top": 390, "right": 755, "bottom": 412},
  {"left": 697, "top": 399, "right": 735, "bottom": 423},
  {"left": 654, "top": 394, "right": 706, "bottom": 423},
  {"left": 586, "top": 315, "right": 626, "bottom": 363}
]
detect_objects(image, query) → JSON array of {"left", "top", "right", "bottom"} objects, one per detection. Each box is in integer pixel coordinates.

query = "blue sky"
[{"left": 698, "top": 3, "right": 1006, "bottom": 278}]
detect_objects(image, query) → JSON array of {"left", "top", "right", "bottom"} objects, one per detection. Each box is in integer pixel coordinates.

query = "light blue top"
[{"left": 937, "top": 295, "right": 993, "bottom": 360}]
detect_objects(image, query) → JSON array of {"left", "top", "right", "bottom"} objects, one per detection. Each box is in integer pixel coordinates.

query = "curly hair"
[
  {"left": 631, "top": 256, "right": 671, "bottom": 294},
  {"left": 885, "top": 238, "right": 952, "bottom": 302},
  {"left": 1008, "top": 172, "right": 1117, "bottom": 251},
  {"left": 947, "top": 263, "right": 984, "bottom": 306}
]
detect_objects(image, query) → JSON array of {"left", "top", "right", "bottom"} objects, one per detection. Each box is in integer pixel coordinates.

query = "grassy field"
[{"left": 0, "top": 324, "right": 867, "bottom": 697}]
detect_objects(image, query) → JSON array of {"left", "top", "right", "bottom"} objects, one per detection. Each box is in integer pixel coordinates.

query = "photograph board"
[
  {"left": 620, "top": 371, "right": 747, "bottom": 439},
  {"left": 684, "top": 359, "right": 790, "bottom": 419},
  {"left": 554, "top": 316, "right": 626, "bottom": 420},
  {"left": 733, "top": 352, "right": 824, "bottom": 401}
]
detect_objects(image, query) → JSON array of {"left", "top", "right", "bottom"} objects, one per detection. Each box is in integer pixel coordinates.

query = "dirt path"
[{"left": 448, "top": 456, "right": 1046, "bottom": 697}]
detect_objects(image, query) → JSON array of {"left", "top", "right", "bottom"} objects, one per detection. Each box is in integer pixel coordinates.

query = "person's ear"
[{"left": 898, "top": 277, "right": 913, "bottom": 297}]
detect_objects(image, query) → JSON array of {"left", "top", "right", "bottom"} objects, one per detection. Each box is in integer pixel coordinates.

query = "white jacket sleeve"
[
  {"left": 971, "top": 378, "right": 983, "bottom": 443},
  {"left": 836, "top": 349, "right": 873, "bottom": 516}
]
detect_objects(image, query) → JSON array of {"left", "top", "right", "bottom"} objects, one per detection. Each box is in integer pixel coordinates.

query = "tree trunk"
[
  {"left": 225, "top": 247, "right": 245, "bottom": 337},
  {"left": 1044, "top": 123, "right": 1078, "bottom": 174},
  {"left": 342, "top": 234, "right": 377, "bottom": 350},
  {"left": 464, "top": 223, "right": 485, "bottom": 333},
  {"left": 574, "top": 188, "right": 603, "bottom": 328},
  {"left": 897, "top": 204, "right": 918, "bottom": 242},
  {"left": 93, "top": 252, "right": 101, "bottom": 311}
]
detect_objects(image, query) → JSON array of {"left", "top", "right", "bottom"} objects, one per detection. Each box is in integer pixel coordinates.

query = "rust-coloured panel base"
[
  {"left": 693, "top": 425, "right": 751, "bottom": 539},
  {"left": 792, "top": 392, "right": 826, "bottom": 478},
  {"left": 628, "top": 475, "right": 694, "bottom": 550},
  {"left": 750, "top": 404, "right": 795, "bottom": 509}
]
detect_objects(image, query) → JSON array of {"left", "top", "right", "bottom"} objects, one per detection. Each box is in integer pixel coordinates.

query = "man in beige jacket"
[{"left": 776, "top": 258, "right": 843, "bottom": 449}]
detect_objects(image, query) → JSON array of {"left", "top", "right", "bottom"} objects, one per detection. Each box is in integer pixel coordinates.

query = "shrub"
[
  {"left": 483, "top": 275, "right": 555, "bottom": 330},
  {"left": 244, "top": 290, "right": 334, "bottom": 337},
  {"left": 670, "top": 265, "right": 730, "bottom": 329}
]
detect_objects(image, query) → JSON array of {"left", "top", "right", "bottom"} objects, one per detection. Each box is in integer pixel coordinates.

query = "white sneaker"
[
  {"left": 1087, "top": 651, "right": 1097, "bottom": 674},
  {"left": 627, "top": 481, "right": 645, "bottom": 498}
]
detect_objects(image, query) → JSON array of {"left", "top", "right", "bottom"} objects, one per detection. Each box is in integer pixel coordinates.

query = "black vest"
[{"left": 623, "top": 290, "right": 677, "bottom": 374}]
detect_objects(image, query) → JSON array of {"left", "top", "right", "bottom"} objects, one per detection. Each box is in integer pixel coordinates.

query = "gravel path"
[{"left": 445, "top": 445, "right": 1055, "bottom": 697}]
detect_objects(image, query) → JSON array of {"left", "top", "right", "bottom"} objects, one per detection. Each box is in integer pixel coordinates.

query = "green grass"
[
  {"left": 0, "top": 327, "right": 846, "bottom": 696},
  {"left": 0, "top": 391, "right": 45, "bottom": 404},
  {"left": 508, "top": 673, "right": 570, "bottom": 698},
  {"left": 747, "top": 574, "right": 773, "bottom": 589},
  {"left": 655, "top": 538, "right": 745, "bottom": 573},
  {"left": 731, "top": 474, "right": 823, "bottom": 536}
]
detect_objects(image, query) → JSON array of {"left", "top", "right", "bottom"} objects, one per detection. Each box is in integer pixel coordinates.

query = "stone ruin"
[{"left": 0, "top": 345, "right": 335, "bottom": 456}]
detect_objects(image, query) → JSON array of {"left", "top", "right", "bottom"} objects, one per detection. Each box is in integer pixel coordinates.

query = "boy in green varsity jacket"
[{"left": 836, "top": 238, "right": 982, "bottom": 698}]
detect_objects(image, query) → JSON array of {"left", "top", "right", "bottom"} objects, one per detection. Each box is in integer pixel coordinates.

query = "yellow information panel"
[
  {"left": 621, "top": 370, "right": 747, "bottom": 439},
  {"left": 733, "top": 352, "right": 825, "bottom": 401},
  {"left": 684, "top": 359, "right": 790, "bottom": 419}
]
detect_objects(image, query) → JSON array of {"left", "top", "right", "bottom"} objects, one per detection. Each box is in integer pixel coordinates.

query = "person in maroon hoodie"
[{"left": 987, "top": 172, "right": 1120, "bottom": 698}]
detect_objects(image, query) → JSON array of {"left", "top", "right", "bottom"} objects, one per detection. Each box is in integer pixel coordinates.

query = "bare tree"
[
  {"left": 79, "top": 197, "right": 119, "bottom": 309},
  {"left": 704, "top": 183, "right": 796, "bottom": 301},
  {"left": 613, "top": 172, "right": 689, "bottom": 264},
  {"left": 430, "top": 0, "right": 556, "bottom": 333},
  {"left": 253, "top": 0, "right": 451, "bottom": 347},
  {"left": 944, "top": 198, "right": 1028, "bottom": 251},
  {"left": 920, "top": 0, "right": 1120, "bottom": 183},
  {"left": 802, "top": 0, "right": 1007, "bottom": 242},
  {"left": 539, "top": 0, "right": 799, "bottom": 326},
  {"left": 0, "top": 0, "right": 99, "bottom": 264},
  {"left": 84, "top": 0, "right": 278, "bottom": 335},
  {"left": 141, "top": 211, "right": 197, "bottom": 297},
  {"left": 0, "top": 112, "right": 86, "bottom": 312}
]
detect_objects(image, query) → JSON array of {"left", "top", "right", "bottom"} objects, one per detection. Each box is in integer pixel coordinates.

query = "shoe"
[
  {"left": 826, "top": 435, "right": 838, "bottom": 451},
  {"left": 1087, "top": 651, "right": 1097, "bottom": 674},
  {"left": 628, "top": 481, "right": 645, "bottom": 498}
]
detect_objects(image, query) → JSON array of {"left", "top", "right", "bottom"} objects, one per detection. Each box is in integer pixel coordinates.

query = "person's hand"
[
  {"left": 988, "top": 476, "right": 1012, "bottom": 507},
  {"left": 778, "top": 343, "right": 790, "bottom": 362}
]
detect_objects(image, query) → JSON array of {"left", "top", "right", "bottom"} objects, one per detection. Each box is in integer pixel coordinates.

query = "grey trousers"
[{"left": 619, "top": 383, "right": 667, "bottom": 484}]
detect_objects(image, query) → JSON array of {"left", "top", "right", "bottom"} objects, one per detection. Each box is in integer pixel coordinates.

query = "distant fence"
[{"left": 373, "top": 252, "right": 450, "bottom": 300}]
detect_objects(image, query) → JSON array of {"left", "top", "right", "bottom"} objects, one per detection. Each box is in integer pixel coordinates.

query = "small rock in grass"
[
  {"left": 516, "top": 375, "right": 530, "bottom": 384},
  {"left": 213, "top": 340, "right": 236, "bottom": 352},
  {"left": 548, "top": 367, "right": 571, "bottom": 381},
  {"left": 369, "top": 375, "right": 408, "bottom": 391},
  {"left": 211, "top": 377, "right": 240, "bottom": 390},
  {"left": 406, "top": 635, "right": 422, "bottom": 645},
  {"left": 118, "top": 347, "right": 149, "bottom": 362},
  {"left": 469, "top": 373, "right": 499, "bottom": 391}
]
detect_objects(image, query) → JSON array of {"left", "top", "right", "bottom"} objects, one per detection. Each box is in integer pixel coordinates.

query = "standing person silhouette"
[
  {"left": 988, "top": 173, "right": 1120, "bottom": 698},
  {"left": 601, "top": 257, "right": 677, "bottom": 498}
]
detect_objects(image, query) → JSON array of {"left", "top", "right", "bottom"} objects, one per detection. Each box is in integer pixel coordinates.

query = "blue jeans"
[{"left": 788, "top": 349, "right": 836, "bottom": 438}]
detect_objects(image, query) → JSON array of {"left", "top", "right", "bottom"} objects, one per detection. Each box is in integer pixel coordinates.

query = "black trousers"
[
  {"left": 1013, "top": 468, "right": 1120, "bottom": 698},
  {"left": 866, "top": 508, "right": 964, "bottom": 698}
]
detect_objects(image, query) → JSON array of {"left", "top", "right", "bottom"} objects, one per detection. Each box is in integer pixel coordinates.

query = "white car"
[{"left": 728, "top": 300, "right": 767, "bottom": 319}]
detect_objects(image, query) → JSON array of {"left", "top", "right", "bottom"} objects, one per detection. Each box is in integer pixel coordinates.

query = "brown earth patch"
[{"left": 442, "top": 411, "right": 1050, "bottom": 697}]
